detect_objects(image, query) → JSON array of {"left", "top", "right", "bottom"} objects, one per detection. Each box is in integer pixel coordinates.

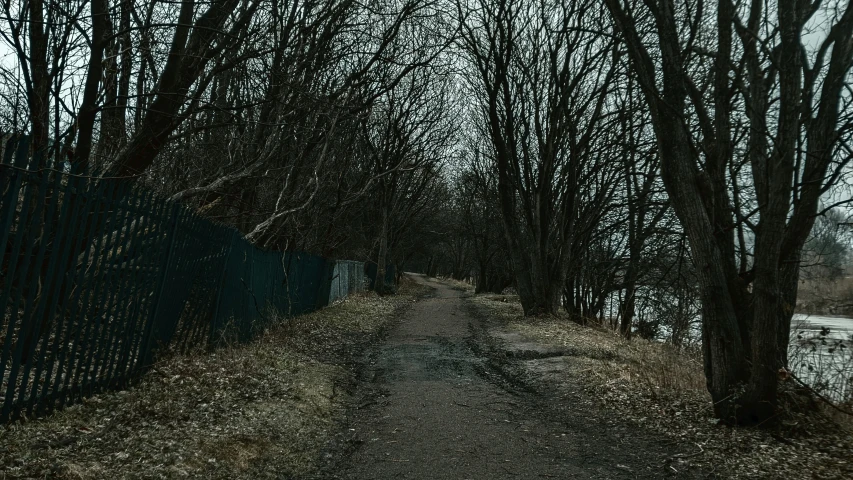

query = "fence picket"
[
  {"left": 110, "top": 190, "right": 158, "bottom": 386},
  {"left": 29, "top": 174, "right": 88, "bottom": 416},
  {"left": 83, "top": 188, "right": 135, "bottom": 397},
  {"left": 58, "top": 178, "right": 117, "bottom": 409},
  {"left": 39, "top": 175, "right": 102, "bottom": 415},
  {"left": 0, "top": 167, "right": 52, "bottom": 422},
  {"left": 0, "top": 153, "right": 367, "bottom": 424},
  {"left": 14, "top": 168, "right": 66, "bottom": 416},
  {"left": 103, "top": 190, "right": 155, "bottom": 385}
]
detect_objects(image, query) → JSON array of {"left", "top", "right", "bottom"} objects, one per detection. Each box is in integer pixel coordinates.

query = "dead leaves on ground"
[
  {"left": 471, "top": 295, "right": 853, "bottom": 479},
  {"left": 0, "top": 279, "right": 424, "bottom": 479}
]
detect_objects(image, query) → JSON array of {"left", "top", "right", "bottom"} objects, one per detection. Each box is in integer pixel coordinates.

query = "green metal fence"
[{"left": 0, "top": 134, "right": 365, "bottom": 423}]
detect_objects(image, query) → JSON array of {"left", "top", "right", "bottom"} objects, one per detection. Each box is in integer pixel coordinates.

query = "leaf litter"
[
  {"left": 0, "top": 277, "right": 430, "bottom": 479},
  {"left": 469, "top": 294, "right": 853, "bottom": 479}
]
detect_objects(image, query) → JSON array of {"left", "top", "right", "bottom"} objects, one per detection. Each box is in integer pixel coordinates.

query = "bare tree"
[
  {"left": 458, "top": 145, "right": 514, "bottom": 293},
  {"left": 360, "top": 65, "right": 458, "bottom": 293},
  {"left": 457, "top": 0, "right": 619, "bottom": 315},
  {"left": 612, "top": 75, "right": 670, "bottom": 338},
  {"left": 604, "top": 0, "right": 853, "bottom": 424}
]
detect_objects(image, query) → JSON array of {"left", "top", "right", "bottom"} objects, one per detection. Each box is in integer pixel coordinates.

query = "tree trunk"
[
  {"left": 619, "top": 282, "right": 635, "bottom": 339},
  {"left": 475, "top": 268, "right": 488, "bottom": 294},
  {"left": 496, "top": 186, "right": 563, "bottom": 315},
  {"left": 665, "top": 127, "right": 751, "bottom": 422},
  {"left": 374, "top": 206, "right": 390, "bottom": 295},
  {"left": 27, "top": 0, "right": 51, "bottom": 162}
]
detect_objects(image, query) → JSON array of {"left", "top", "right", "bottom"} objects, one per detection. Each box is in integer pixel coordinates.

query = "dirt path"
[{"left": 333, "top": 275, "right": 701, "bottom": 479}]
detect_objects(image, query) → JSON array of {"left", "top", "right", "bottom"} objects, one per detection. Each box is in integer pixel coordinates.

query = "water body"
[
  {"left": 792, "top": 314, "right": 853, "bottom": 339},
  {"left": 607, "top": 288, "right": 853, "bottom": 399},
  {"left": 790, "top": 314, "right": 853, "bottom": 400}
]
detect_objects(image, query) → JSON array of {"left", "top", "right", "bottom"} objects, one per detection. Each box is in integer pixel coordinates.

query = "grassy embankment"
[
  {"left": 0, "top": 277, "right": 431, "bottom": 479},
  {"left": 469, "top": 292, "right": 853, "bottom": 480}
]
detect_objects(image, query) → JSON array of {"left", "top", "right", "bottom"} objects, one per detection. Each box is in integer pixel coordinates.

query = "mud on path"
[{"left": 331, "top": 275, "right": 704, "bottom": 479}]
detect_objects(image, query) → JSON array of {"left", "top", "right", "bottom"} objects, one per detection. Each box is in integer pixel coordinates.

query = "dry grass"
[
  {"left": 435, "top": 276, "right": 476, "bottom": 293},
  {"left": 0, "top": 277, "right": 426, "bottom": 479},
  {"left": 470, "top": 294, "right": 853, "bottom": 479},
  {"left": 475, "top": 295, "right": 708, "bottom": 399}
]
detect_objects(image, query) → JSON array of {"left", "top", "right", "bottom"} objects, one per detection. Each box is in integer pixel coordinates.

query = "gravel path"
[{"left": 333, "top": 275, "right": 700, "bottom": 479}]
